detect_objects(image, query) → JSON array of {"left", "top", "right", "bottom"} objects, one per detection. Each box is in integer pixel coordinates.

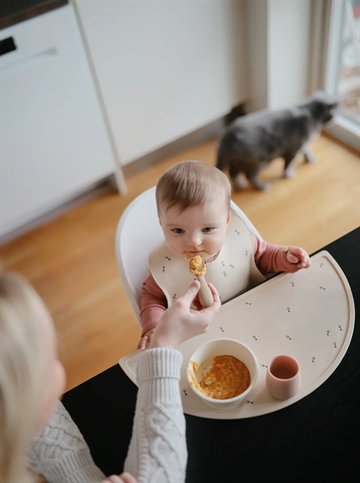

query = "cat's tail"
[
  {"left": 216, "top": 129, "right": 236, "bottom": 171},
  {"left": 216, "top": 139, "right": 228, "bottom": 172}
]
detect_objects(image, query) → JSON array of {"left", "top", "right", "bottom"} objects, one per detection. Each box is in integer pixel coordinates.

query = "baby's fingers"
[
  {"left": 138, "top": 335, "right": 148, "bottom": 350},
  {"left": 296, "top": 256, "right": 311, "bottom": 269},
  {"left": 287, "top": 252, "right": 299, "bottom": 263},
  {"left": 300, "top": 258, "right": 311, "bottom": 269}
]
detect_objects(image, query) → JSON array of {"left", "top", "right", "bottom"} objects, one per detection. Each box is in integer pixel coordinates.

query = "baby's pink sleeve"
[
  {"left": 140, "top": 271, "right": 167, "bottom": 337},
  {"left": 252, "top": 235, "right": 300, "bottom": 275}
]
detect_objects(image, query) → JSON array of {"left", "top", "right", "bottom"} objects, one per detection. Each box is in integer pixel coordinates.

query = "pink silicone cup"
[{"left": 266, "top": 355, "right": 301, "bottom": 400}]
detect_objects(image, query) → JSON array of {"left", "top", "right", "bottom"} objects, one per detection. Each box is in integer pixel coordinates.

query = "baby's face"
[{"left": 159, "top": 198, "right": 230, "bottom": 260}]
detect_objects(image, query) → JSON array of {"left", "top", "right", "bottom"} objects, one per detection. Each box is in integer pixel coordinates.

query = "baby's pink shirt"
[{"left": 140, "top": 235, "right": 300, "bottom": 336}]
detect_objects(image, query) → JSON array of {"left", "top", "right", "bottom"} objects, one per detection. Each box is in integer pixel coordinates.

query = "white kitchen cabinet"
[
  {"left": 74, "top": 1, "right": 247, "bottom": 165},
  {"left": 0, "top": 4, "right": 123, "bottom": 238}
]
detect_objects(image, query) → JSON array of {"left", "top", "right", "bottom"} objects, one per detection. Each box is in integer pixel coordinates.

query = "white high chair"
[{"left": 115, "top": 186, "right": 262, "bottom": 325}]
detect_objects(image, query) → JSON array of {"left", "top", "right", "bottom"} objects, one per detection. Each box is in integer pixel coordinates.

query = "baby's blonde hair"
[
  {"left": 0, "top": 272, "right": 47, "bottom": 483},
  {"left": 156, "top": 160, "right": 232, "bottom": 215}
]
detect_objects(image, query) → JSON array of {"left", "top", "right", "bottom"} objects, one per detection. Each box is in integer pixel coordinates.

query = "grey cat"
[{"left": 217, "top": 91, "right": 338, "bottom": 190}]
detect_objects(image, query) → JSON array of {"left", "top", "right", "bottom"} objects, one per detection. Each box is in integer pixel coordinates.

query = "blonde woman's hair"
[
  {"left": 156, "top": 160, "right": 232, "bottom": 215},
  {"left": 0, "top": 272, "right": 47, "bottom": 483}
]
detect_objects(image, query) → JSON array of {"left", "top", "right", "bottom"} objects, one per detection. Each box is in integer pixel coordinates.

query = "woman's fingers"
[
  {"left": 101, "top": 473, "right": 137, "bottom": 483},
  {"left": 118, "top": 473, "right": 138, "bottom": 483}
]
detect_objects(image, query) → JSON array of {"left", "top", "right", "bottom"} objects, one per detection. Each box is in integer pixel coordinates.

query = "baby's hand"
[
  {"left": 137, "top": 329, "right": 155, "bottom": 350},
  {"left": 285, "top": 247, "right": 311, "bottom": 269}
]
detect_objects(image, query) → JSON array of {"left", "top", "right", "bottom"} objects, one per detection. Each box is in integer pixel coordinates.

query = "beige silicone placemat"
[{"left": 119, "top": 251, "right": 355, "bottom": 419}]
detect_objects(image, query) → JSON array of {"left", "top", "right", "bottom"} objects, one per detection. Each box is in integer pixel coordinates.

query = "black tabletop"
[{"left": 62, "top": 227, "right": 360, "bottom": 482}]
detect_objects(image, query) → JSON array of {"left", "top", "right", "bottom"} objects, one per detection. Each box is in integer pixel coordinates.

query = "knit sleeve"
[
  {"left": 28, "top": 400, "right": 105, "bottom": 483},
  {"left": 124, "top": 348, "right": 187, "bottom": 483},
  {"left": 252, "top": 235, "right": 301, "bottom": 275},
  {"left": 140, "top": 272, "right": 167, "bottom": 336}
]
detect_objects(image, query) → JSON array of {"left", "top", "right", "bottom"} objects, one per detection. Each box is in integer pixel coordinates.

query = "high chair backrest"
[{"left": 115, "top": 186, "right": 262, "bottom": 325}]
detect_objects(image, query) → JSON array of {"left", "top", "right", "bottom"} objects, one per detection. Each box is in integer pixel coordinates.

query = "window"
[{"left": 324, "top": 0, "right": 360, "bottom": 149}]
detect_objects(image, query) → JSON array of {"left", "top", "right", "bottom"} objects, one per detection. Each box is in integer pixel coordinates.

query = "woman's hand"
[
  {"left": 101, "top": 472, "right": 138, "bottom": 483},
  {"left": 285, "top": 246, "right": 311, "bottom": 269},
  {"left": 149, "top": 280, "right": 221, "bottom": 350}
]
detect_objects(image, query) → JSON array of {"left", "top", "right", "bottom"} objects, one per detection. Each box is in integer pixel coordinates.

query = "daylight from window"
[{"left": 337, "top": 0, "right": 360, "bottom": 124}]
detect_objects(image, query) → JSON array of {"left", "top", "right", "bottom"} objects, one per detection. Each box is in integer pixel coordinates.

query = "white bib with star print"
[{"left": 148, "top": 211, "right": 265, "bottom": 306}]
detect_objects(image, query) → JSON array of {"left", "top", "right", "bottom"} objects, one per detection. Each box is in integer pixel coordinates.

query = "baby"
[{"left": 138, "top": 160, "right": 310, "bottom": 349}]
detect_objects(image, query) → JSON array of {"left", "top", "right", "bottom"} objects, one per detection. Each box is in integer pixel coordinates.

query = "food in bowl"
[
  {"left": 189, "top": 355, "right": 250, "bottom": 399},
  {"left": 187, "top": 338, "right": 258, "bottom": 409}
]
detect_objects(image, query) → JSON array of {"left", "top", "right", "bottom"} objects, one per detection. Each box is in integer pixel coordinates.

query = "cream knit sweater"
[{"left": 29, "top": 348, "right": 187, "bottom": 483}]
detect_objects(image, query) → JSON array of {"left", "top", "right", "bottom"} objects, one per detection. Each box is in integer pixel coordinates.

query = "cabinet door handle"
[
  {"left": 0, "top": 37, "right": 17, "bottom": 56},
  {"left": 1, "top": 47, "right": 58, "bottom": 76}
]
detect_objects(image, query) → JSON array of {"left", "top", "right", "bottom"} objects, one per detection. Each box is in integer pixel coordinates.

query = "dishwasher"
[{"left": 0, "top": 3, "right": 119, "bottom": 239}]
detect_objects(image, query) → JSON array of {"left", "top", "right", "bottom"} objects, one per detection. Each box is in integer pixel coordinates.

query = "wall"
[
  {"left": 74, "top": 0, "right": 247, "bottom": 166},
  {"left": 268, "top": 0, "right": 312, "bottom": 108},
  {"left": 245, "top": 0, "right": 313, "bottom": 112}
]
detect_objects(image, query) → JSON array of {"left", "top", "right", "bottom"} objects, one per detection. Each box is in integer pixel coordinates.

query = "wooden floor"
[{"left": 1, "top": 133, "right": 359, "bottom": 392}]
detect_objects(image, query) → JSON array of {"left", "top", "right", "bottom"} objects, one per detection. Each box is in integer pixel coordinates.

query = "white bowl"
[{"left": 187, "top": 338, "right": 258, "bottom": 409}]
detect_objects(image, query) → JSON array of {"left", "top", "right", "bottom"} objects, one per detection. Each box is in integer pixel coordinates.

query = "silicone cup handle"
[{"left": 197, "top": 275, "right": 213, "bottom": 307}]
